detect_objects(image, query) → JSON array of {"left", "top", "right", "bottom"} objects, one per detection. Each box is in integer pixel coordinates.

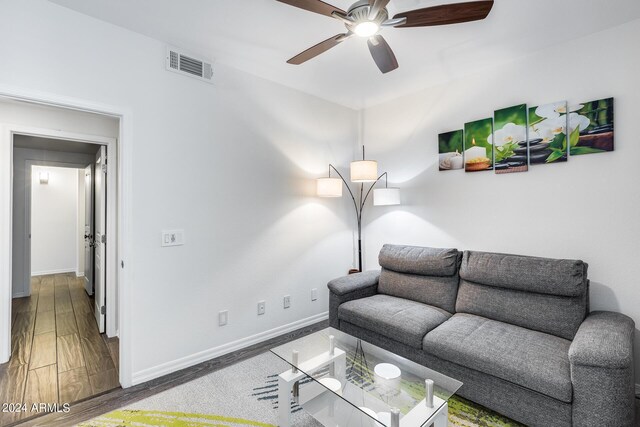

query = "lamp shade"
[
  {"left": 373, "top": 188, "right": 400, "bottom": 206},
  {"left": 350, "top": 160, "right": 378, "bottom": 182},
  {"left": 317, "top": 178, "right": 343, "bottom": 197}
]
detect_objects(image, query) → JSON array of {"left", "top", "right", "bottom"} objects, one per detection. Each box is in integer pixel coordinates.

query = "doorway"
[{"left": 0, "top": 132, "right": 119, "bottom": 425}]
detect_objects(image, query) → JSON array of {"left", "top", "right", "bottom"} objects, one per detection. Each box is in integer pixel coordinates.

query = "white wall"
[
  {"left": 30, "top": 165, "right": 79, "bottom": 275},
  {"left": 361, "top": 19, "right": 640, "bottom": 383},
  {"left": 77, "top": 169, "right": 85, "bottom": 277},
  {"left": 9, "top": 0, "right": 635, "bottom": 391},
  {"left": 0, "top": 0, "right": 358, "bottom": 381}
]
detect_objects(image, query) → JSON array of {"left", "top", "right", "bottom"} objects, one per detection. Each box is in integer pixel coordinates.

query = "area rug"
[{"left": 78, "top": 352, "right": 523, "bottom": 427}]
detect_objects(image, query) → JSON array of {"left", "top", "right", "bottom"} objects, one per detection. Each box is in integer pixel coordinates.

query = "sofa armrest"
[
  {"left": 327, "top": 271, "right": 379, "bottom": 328},
  {"left": 328, "top": 270, "right": 380, "bottom": 296},
  {"left": 568, "top": 311, "right": 635, "bottom": 426}
]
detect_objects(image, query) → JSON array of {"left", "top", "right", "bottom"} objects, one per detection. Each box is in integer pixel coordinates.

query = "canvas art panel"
[
  {"left": 438, "top": 130, "right": 464, "bottom": 171},
  {"left": 570, "top": 97, "right": 614, "bottom": 155},
  {"left": 493, "top": 104, "right": 528, "bottom": 174},
  {"left": 464, "top": 118, "right": 493, "bottom": 172},
  {"left": 528, "top": 101, "right": 568, "bottom": 164}
]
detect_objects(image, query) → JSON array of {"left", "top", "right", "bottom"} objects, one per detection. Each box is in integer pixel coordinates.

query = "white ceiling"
[{"left": 49, "top": 0, "right": 640, "bottom": 109}]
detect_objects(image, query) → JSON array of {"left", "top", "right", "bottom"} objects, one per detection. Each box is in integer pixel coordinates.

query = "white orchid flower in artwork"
[
  {"left": 536, "top": 103, "right": 585, "bottom": 120},
  {"left": 568, "top": 113, "right": 591, "bottom": 133},
  {"left": 531, "top": 125, "right": 556, "bottom": 143},
  {"left": 546, "top": 116, "right": 568, "bottom": 134},
  {"left": 531, "top": 116, "right": 568, "bottom": 142},
  {"left": 489, "top": 123, "right": 527, "bottom": 146},
  {"left": 536, "top": 102, "right": 567, "bottom": 120}
]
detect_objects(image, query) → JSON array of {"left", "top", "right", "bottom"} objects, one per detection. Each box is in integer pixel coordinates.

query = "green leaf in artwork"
[
  {"left": 570, "top": 146, "right": 606, "bottom": 155},
  {"left": 569, "top": 127, "right": 581, "bottom": 147},
  {"left": 494, "top": 141, "right": 519, "bottom": 162},
  {"left": 546, "top": 149, "right": 565, "bottom": 163},
  {"left": 549, "top": 133, "right": 565, "bottom": 150}
]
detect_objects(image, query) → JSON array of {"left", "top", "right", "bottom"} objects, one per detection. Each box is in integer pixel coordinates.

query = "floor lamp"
[{"left": 317, "top": 147, "right": 400, "bottom": 272}]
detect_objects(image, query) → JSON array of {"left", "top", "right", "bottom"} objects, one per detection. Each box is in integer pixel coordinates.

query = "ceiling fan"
[{"left": 276, "top": 0, "right": 494, "bottom": 73}]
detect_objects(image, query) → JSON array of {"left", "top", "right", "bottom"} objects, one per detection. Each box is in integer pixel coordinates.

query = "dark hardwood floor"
[
  {"left": 11, "top": 319, "right": 329, "bottom": 427},
  {"left": 0, "top": 274, "right": 119, "bottom": 426}
]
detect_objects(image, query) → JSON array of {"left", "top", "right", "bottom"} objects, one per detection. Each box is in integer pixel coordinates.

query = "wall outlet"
[
  {"left": 218, "top": 310, "right": 228, "bottom": 326},
  {"left": 283, "top": 295, "right": 291, "bottom": 309},
  {"left": 311, "top": 288, "right": 318, "bottom": 301},
  {"left": 161, "top": 229, "right": 185, "bottom": 247},
  {"left": 257, "top": 300, "right": 266, "bottom": 315}
]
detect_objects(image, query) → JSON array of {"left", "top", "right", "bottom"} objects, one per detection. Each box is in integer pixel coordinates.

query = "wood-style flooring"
[
  {"left": 13, "top": 320, "right": 329, "bottom": 427},
  {"left": 0, "top": 274, "right": 119, "bottom": 426}
]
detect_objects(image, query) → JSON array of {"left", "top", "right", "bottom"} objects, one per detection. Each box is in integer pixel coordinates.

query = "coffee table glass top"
[{"left": 271, "top": 327, "right": 462, "bottom": 427}]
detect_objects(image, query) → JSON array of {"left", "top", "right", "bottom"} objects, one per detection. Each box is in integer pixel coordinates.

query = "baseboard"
[
  {"left": 32, "top": 268, "right": 76, "bottom": 276},
  {"left": 131, "top": 311, "right": 329, "bottom": 385},
  {"left": 12, "top": 292, "right": 28, "bottom": 298},
  {"left": 76, "top": 271, "right": 84, "bottom": 278}
]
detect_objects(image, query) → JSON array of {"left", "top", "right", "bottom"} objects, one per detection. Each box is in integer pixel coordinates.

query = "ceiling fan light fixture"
[{"left": 353, "top": 21, "right": 380, "bottom": 37}]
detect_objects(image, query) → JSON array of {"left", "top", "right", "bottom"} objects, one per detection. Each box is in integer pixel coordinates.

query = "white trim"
[
  {"left": 31, "top": 268, "right": 77, "bottom": 277},
  {"left": 131, "top": 312, "right": 329, "bottom": 385},
  {"left": 0, "top": 124, "right": 14, "bottom": 365},
  {"left": 76, "top": 271, "right": 84, "bottom": 278},
  {"left": 0, "top": 84, "right": 133, "bottom": 388}
]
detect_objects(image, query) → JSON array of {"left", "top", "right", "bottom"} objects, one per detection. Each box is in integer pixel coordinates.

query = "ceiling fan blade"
[
  {"left": 287, "top": 33, "right": 350, "bottom": 65},
  {"left": 276, "top": 0, "right": 345, "bottom": 18},
  {"left": 367, "top": 35, "right": 398, "bottom": 74},
  {"left": 368, "top": 0, "right": 390, "bottom": 19},
  {"left": 393, "top": 0, "right": 494, "bottom": 28}
]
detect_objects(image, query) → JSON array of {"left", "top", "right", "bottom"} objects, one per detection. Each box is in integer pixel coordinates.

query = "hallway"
[{"left": 0, "top": 273, "right": 119, "bottom": 425}]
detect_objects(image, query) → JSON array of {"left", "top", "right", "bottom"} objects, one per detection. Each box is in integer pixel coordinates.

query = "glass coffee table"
[{"left": 271, "top": 327, "right": 462, "bottom": 427}]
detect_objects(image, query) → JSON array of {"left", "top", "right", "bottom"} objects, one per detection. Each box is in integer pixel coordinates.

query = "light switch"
[{"left": 161, "top": 229, "right": 185, "bottom": 247}]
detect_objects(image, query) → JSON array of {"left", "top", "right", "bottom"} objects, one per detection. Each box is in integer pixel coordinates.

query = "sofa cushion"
[
  {"left": 378, "top": 269, "right": 459, "bottom": 313},
  {"left": 379, "top": 244, "right": 460, "bottom": 276},
  {"left": 423, "top": 313, "right": 572, "bottom": 403},
  {"left": 338, "top": 294, "right": 451, "bottom": 348},
  {"left": 378, "top": 245, "right": 461, "bottom": 312},
  {"left": 460, "top": 251, "right": 587, "bottom": 296},
  {"left": 456, "top": 251, "right": 588, "bottom": 340},
  {"left": 456, "top": 280, "right": 587, "bottom": 341}
]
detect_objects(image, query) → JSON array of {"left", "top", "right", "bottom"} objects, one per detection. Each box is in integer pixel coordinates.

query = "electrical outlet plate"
[
  {"left": 218, "top": 310, "right": 228, "bottom": 326},
  {"left": 258, "top": 301, "right": 266, "bottom": 315},
  {"left": 161, "top": 229, "right": 185, "bottom": 247},
  {"left": 311, "top": 288, "right": 318, "bottom": 301},
  {"left": 283, "top": 295, "right": 291, "bottom": 309}
]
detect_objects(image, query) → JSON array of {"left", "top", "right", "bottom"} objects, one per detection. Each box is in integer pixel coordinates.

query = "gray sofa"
[{"left": 328, "top": 244, "right": 636, "bottom": 427}]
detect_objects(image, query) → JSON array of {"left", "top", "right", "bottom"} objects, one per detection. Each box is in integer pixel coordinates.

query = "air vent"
[{"left": 166, "top": 47, "right": 213, "bottom": 83}]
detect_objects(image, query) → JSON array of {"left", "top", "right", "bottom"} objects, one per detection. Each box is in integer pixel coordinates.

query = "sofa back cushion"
[
  {"left": 456, "top": 251, "right": 589, "bottom": 340},
  {"left": 378, "top": 245, "right": 461, "bottom": 313}
]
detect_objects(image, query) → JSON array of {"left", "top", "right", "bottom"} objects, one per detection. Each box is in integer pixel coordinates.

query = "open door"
[
  {"left": 84, "top": 164, "right": 94, "bottom": 295},
  {"left": 94, "top": 147, "right": 107, "bottom": 333}
]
